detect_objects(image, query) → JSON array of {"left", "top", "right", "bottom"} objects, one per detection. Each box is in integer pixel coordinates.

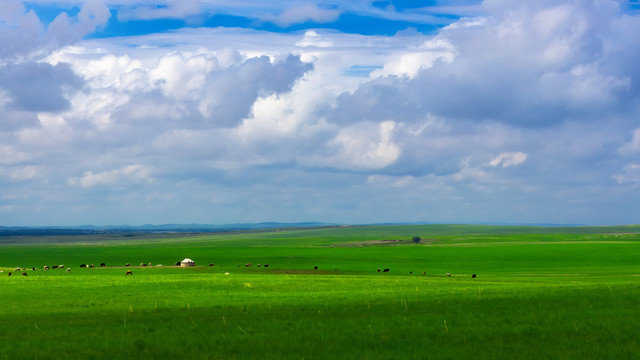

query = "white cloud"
[
  {"left": 117, "top": 0, "right": 201, "bottom": 21},
  {"left": 265, "top": 4, "right": 341, "bottom": 27},
  {"left": 71, "top": 165, "right": 153, "bottom": 188},
  {"left": 619, "top": 128, "right": 640, "bottom": 155},
  {"left": 488, "top": 152, "right": 528, "bottom": 168},
  {"left": 614, "top": 163, "right": 640, "bottom": 184}
]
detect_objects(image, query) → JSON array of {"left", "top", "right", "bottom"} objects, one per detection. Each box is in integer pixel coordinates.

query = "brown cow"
[
  {"left": 44, "top": 266, "right": 50, "bottom": 270},
  {"left": 22, "top": 272, "right": 28, "bottom": 276},
  {"left": 245, "top": 263, "right": 252, "bottom": 267},
  {"left": 125, "top": 270, "right": 133, "bottom": 275}
]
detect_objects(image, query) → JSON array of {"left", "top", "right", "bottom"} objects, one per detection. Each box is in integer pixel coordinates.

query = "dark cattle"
[
  {"left": 410, "top": 272, "right": 413, "bottom": 275},
  {"left": 125, "top": 270, "right": 133, "bottom": 275},
  {"left": 141, "top": 263, "right": 147, "bottom": 267},
  {"left": 209, "top": 263, "right": 215, "bottom": 267},
  {"left": 44, "top": 266, "right": 50, "bottom": 270},
  {"left": 263, "top": 264, "right": 269, "bottom": 268},
  {"left": 422, "top": 271, "right": 426, "bottom": 275},
  {"left": 245, "top": 263, "right": 252, "bottom": 267},
  {"left": 125, "top": 263, "right": 130, "bottom": 267},
  {"left": 7, "top": 272, "right": 11, "bottom": 276},
  {"left": 22, "top": 272, "right": 28, "bottom": 276},
  {"left": 90, "top": 264, "right": 94, "bottom": 268},
  {"left": 100, "top": 263, "right": 106, "bottom": 267},
  {"left": 175, "top": 262, "right": 181, "bottom": 266},
  {"left": 32, "top": 267, "right": 37, "bottom": 271},
  {"left": 377, "top": 268, "right": 381, "bottom": 272},
  {"left": 313, "top": 266, "right": 318, "bottom": 270},
  {"left": 472, "top": 274, "right": 476, "bottom": 278},
  {"left": 80, "top": 264, "right": 87, "bottom": 268},
  {"left": 383, "top": 268, "right": 390, "bottom": 272},
  {"left": 52, "top": 265, "right": 58, "bottom": 269}
]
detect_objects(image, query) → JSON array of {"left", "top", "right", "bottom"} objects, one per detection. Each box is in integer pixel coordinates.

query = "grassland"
[{"left": 1, "top": 224, "right": 640, "bottom": 359}]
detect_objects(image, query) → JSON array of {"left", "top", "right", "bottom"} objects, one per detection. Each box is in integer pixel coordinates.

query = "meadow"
[{"left": 1, "top": 224, "right": 640, "bottom": 359}]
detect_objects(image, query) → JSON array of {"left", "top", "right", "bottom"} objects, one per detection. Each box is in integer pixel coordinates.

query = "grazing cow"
[
  {"left": 422, "top": 271, "right": 426, "bottom": 275},
  {"left": 410, "top": 272, "right": 413, "bottom": 275},
  {"left": 472, "top": 274, "right": 476, "bottom": 278},
  {"left": 141, "top": 263, "right": 147, "bottom": 267},
  {"left": 14, "top": 267, "right": 20, "bottom": 271},
  {"left": 32, "top": 267, "right": 37, "bottom": 271},
  {"left": 80, "top": 264, "right": 87, "bottom": 268},
  {"left": 7, "top": 272, "right": 11, "bottom": 276},
  {"left": 125, "top": 270, "right": 133, "bottom": 275},
  {"left": 257, "top": 264, "right": 261, "bottom": 267},
  {"left": 245, "top": 263, "right": 252, "bottom": 267},
  {"left": 126, "top": 263, "right": 130, "bottom": 267},
  {"left": 377, "top": 268, "right": 381, "bottom": 272},
  {"left": 44, "top": 266, "right": 50, "bottom": 270},
  {"left": 22, "top": 272, "right": 28, "bottom": 276},
  {"left": 90, "top": 264, "right": 94, "bottom": 268},
  {"left": 209, "top": 263, "right": 215, "bottom": 267},
  {"left": 446, "top": 273, "right": 451, "bottom": 277},
  {"left": 383, "top": 268, "right": 390, "bottom": 272},
  {"left": 100, "top": 263, "right": 106, "bottom": 267},
  {"left": 58, "top": 265, "right": 65, "bottom": 269},
  {"left": 66, "top": 268, "right": 71, "bottom": 273},
  {"left": 52, "top": 265, "right": 58, "bottom": 269},
  {"left": 175, "top": 262, "right": 180, "bottom": 266},
  {"left": 313, "top": 266, "right": 318, "bottom": 270},
  {"left": 263, "top": 264, "right": 269, "bottom": 268}
]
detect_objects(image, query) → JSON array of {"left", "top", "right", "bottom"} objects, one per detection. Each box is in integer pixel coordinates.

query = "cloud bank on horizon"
[{"left": 1, "top": 0, "right": 639, "bottom": 226}]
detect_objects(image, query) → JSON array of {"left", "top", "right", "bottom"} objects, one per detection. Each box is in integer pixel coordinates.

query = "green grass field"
[{"left": 1, "top": 224, "right": 640, "bottom": 359}]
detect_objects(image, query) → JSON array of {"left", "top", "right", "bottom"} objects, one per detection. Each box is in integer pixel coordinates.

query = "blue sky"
[{"left": 1, "top": 0, "right": 640, "bottom": 226}]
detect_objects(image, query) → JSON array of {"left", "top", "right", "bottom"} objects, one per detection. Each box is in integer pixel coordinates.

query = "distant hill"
[{"left": 0, "top": 222, "right": 335, "bottom": 237}]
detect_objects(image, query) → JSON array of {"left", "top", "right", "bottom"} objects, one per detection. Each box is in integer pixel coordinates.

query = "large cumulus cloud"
[{"left": 2, "top": 0, "right": 640, "bottom": 226}]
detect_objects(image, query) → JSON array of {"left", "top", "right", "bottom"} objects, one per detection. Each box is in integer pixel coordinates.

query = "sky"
[{"left": 1, "top": 0, "right": 640, "bottom": 226}]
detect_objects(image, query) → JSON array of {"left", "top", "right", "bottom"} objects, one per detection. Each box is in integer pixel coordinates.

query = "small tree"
[{"left": 412, "top": 236, "right": 421, "bottom": 243}]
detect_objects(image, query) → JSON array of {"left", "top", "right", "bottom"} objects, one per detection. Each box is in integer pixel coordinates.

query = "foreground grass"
[
  {"left": 1, "top": 224, "right": 639, "bottom": 359},
  {"left": 1, "top": 272, "right": 639, "bottom": 359}
]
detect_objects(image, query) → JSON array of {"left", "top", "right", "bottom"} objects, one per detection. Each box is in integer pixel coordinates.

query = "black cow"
[
  {"left": 7, "top": 272, "right": 11, "bottom": 276},
  {"left": 383, "top": 268, "right": 390, "bottom": 272},
  {"left": 472, "top": 274, "right": 476, "bottom": 278},
  {"left": 126, "top": 263, "right": 130, "bottom": 267},
  {"left": 125, "top": 270, "right": 133, "bottom": 275},
  {"left": 313, "top": 266, "right": 318, "bottom": 270},
  {"left": 90, "top": 264, "right": 94, "bottom": 268},
  {"left": 377, "top": 268, "right": 381, "bottom": 272},
  {"left": 141, "top": 263, "right": 147, "bottom": 267},
  {"left": 52, "top": 265, "right": 58, "bottom": 269},
  {"left": 209, "top": 263, "right": 215, "bottom": 267},
  {"left": 100, "top": 263, "right": 106, "bottom": 267},
  {"left": 32, "top": 267, "right": 37, "bottom": 271},
  {"left": 263, "top": 264, "right": 269, "bottom": 268},
  {"left": 175, "top": 262, "right": 181, "bottom": 266},
  {"left": 22, "top": 272, "right": 28, "bottom": 276},
  {"left": 80, "top": 264, "right": 87, "bottom": 268}
]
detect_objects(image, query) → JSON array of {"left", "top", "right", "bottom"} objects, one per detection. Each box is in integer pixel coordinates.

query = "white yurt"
[{"left": 180, "top": 258, "right": 195, "bottom": 267}]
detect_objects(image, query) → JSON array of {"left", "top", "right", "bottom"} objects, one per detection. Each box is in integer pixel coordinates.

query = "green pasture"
[{"left": 1, "top": 224, "right": 640, "bottom": 359}]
